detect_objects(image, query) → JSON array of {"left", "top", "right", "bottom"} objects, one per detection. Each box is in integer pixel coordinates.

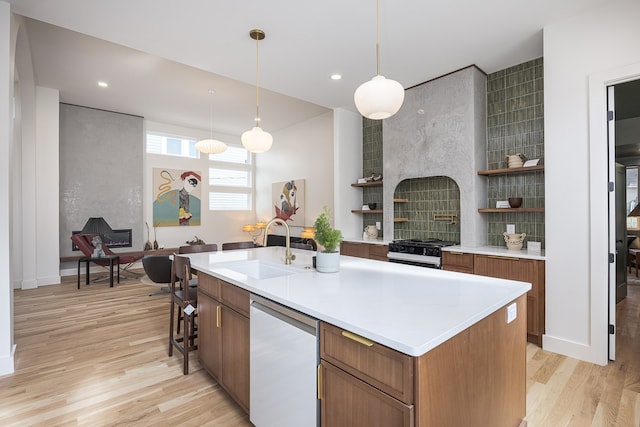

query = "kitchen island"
[{"left": 187, "top": 246, "right": 531, "bottom": 427}]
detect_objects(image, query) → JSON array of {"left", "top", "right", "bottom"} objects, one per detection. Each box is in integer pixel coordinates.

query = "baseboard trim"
[{"left": 0, "top": 344, "right": 16, "bottom": 377}]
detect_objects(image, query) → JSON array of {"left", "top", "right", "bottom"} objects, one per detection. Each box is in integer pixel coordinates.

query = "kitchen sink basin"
[{"left": 218, "top": 260, "right": 298, "bottom": 280}]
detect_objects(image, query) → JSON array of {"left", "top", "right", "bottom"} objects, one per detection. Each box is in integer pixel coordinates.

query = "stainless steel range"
[{"left": 387, "top": 239, "right": 458, "bottom": 268}]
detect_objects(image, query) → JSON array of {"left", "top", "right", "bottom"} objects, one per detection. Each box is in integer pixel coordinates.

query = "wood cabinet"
[
  {"left": 441, "top": 251, "right": 474, "bottom": 274},
  {"left": 197, "top": 274, "right": 250, "bottom": 413},
  {"left": 441, "top": 252, "right": 545, "bottom": 346},
  {"left": 319, "top": 295, "right": 527, "bottom": 427},
  {"left": 473, "top": 254, "right": 545, "bottom": 346},
  {"left": 341, "top": 241, "right": 388, "bottom": 261}
]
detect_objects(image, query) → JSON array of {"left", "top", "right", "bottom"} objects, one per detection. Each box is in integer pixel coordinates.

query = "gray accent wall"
[
  {"left": 59, "top": 104, "right": 143, "bottom": 257},
  {"left": 383, "top": 66, "right": 488, "bottom": 246}
]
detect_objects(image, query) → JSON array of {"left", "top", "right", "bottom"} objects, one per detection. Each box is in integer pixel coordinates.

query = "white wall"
[
  {"left": 544, "top": 0, "right": 640, "bottom": 364},
  {"left": 333, "top": 108, "right": 363, "bottom": 239},
  {"left": 35, "top": 87, "right": 59, "bottom": 286},
  {"left": 255, "top": 112, "right": 334, "bottom": 238},
  {"left": 0, "top": 0, "right": 15, "bottom": 376},
  {"left": 144, "top": 120, "right": 255, "bottom": 248}
]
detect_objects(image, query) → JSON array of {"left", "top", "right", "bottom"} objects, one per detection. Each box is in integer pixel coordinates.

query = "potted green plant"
[{"left": 313, "top": 206, "right": 343, "bottom": 273}]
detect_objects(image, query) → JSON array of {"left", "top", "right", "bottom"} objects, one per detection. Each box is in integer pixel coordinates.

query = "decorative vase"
[
  {"left": 364, "top": 225, "right": 378, "bottom": 240},
  {"left": 316, "top": 251, "right": 340, "bottom": 273},
  {"left": 503, "top": 232, "right": 526, "bottom": 251}
]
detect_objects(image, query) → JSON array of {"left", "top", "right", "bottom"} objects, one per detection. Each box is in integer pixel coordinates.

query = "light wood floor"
[{"left": 1, "top": 274, "right": 639, "bottom": 426}]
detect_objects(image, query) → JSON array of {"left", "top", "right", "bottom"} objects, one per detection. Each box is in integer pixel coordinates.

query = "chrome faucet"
[{"left": 262, "top": 217, "right": 296, "bottom": 265}]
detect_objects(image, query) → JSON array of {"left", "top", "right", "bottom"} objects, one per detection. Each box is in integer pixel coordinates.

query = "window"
[
  {"left": 146, "top": 131, "right": 253, "bottom": 211},
  {"left": 146, "top": 133, "right": 198, "bottom": 159},
  {"left": 209, "top": 145, "right": 253, "bottom": 211}
]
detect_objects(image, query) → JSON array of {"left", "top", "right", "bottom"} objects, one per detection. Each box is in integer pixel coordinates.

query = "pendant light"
[
  {"left": 196, "top": 89, "right": 228, "bottom": 154},
  {"left": 354, "top": 0, "right": 404, "bottom": 120},
  {"left": 241, "top": 29, "right": 273, "bottom": 153}
]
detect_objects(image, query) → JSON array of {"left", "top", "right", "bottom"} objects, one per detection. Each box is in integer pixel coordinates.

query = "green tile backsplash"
[
  {"left": 360, "top": 58, "right": 545, "bottom": 247},
  {"left": 486, "top": 58, "right": 545, "bottom": 247}
]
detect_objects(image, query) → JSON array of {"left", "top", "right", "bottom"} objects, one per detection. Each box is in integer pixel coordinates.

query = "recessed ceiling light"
[
  {"left": 98, "top": 81, "right": 108, "bottom": 88},
  {"left": 330, "top": 74, "right": 342, "bottom": 81}
]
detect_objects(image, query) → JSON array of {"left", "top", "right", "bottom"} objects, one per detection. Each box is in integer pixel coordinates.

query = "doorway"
[{"left": 609, "top": 78, "right": 640, "bottom": 361}]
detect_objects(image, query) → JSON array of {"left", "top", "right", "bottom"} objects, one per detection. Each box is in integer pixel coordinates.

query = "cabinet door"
[
  {"left": 221, "top": 305, "right": 250, "bottom": 413},
  {"left": 320, "top": 361, "right": 414, "bottom": 427},
  {"left": 474, "top": 255, "right": 544, "bottom": 346},
  {"left": 197, "top": 291, "right": 221, "bottom": 380}
]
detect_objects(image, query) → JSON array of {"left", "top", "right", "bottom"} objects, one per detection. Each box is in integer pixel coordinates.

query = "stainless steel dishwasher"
[{"left": 250, "top": 294, "right": 319, "bottom": 427}]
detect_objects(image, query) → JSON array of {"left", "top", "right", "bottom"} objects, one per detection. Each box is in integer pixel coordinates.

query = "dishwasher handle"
[{"left": 250, "top": 294, "right": 318, "bottom": 336}]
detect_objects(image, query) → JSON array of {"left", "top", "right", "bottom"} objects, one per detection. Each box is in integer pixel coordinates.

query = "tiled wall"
[
  {"left": 361, "top": 58, "right": 545, "bottom": 247},
  {"left": 393, "top": 177, "right": 461, "bottom": 242},
  {"left": 361, "top": 118, "right": 384, "bottom": 236},
  {"left": 486, "top": 58, "right": 545, "bottom": 247}
]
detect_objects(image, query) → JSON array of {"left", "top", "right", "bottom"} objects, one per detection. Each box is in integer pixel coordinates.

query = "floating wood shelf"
[
  {"left": 393, "top": 198, "right": 409, "bottom": 203},
  {"left": 394, "top": 218, "right": 409, "bottom": 223},
  {"left": 478, "top": 208, "right": 544, "bottom": 213},
  {"left": 351, "top": 209, "right": 383, "bottom": 214},
  {"left": 351, "top": 181, "right": 383, "bottom": 187},
  {"left": 477, "top": 165, "right": 544, "bottom": 176}
]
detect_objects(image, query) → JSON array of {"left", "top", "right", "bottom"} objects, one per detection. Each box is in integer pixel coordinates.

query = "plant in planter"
[{"left": 313, "top": 206, "right": 343, "bottom": 273}]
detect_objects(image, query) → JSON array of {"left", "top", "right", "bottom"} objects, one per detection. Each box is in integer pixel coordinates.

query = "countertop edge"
[{"left": 442, "top": 245, "right": 546, "bottom": 260}]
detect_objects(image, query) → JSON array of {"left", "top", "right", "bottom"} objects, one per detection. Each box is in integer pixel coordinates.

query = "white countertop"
[
  {"left": 442, "top": 245, "right": 546, "bottom": 260},
  {"left": 187, "top": 247, "right": 531, "bottom": 357}
]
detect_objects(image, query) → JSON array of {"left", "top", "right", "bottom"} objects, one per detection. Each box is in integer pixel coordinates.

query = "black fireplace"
[{"left": 71, "top": 217, "right": 133, "bottom": 250}]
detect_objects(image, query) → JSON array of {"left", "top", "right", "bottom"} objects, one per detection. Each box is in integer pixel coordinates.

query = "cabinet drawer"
[
  {"left": 220, "top": 280, "right": 250, "bottom": 317},
  {"left": 441, "top": 251, "right": 474, "bottom": 273},
  {"left": 369, "top": 244, "right": 389, "bottom": 261},
  {"left": 197, "top": 273, "right": 220, "bottom": 299},
  {"left": 320, "top": 322, "right": 414, "bottom": 404},
  {"left": 320, "top": 360, "right": 414, "bottom": 427}
]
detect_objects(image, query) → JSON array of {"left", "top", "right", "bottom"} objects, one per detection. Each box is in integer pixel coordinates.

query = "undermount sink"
[{"left": 218, "top": 260, "right": 297, "bottom": 280}]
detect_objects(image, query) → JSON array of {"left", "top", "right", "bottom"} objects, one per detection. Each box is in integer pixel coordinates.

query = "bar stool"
[{"left": 168, "top": 254, "right": 198, "bottom": 375}]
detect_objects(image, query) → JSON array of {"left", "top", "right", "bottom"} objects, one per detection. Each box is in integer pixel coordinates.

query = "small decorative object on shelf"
[
  {"left": 505, "top": 153, "right": 527, "bottom": 168},
  {"left": 496, "top": 200, "right": 510, "bottom": 208},
  {"left": 504, "top": 232, "right": 526, "bottom": 251},
  {"left": 368, "top": 203, "right": 377, "bottom": 210},
  {"left": 508, "top": 197, "right": 523, "bottom": 208}
]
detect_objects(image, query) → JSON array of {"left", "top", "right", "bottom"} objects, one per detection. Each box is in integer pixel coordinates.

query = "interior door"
[
  {"left": 615, "top": 163, "right": 628, "bottom": 304},
  {"left": 607, "top": 85, "right": 617, "bottom": 360}
]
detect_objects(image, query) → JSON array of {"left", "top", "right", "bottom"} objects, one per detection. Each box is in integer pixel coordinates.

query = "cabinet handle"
[
  {"left": 488, "top": 255, "right": 518, "bottom": 261},
  {"left": 216, "top": 305, "right": 221, "bottom": 328},
  {"left": 341, "top": 330, "right": 374, "bottom": 347},
  {"left": 317, "top": 364, "right": 323, "bottom": 400},
  {"left": 449, "top": 252, "right": 464, "bottom": 255}
]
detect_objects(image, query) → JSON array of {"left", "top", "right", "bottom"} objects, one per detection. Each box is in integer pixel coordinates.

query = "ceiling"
[{"left": 8, "top": 0, "right": 612, "bottom": 136}]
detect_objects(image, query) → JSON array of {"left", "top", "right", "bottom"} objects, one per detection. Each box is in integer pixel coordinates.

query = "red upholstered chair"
[{"left": 70, "top": 234, "right": 144, "bottom": 278}]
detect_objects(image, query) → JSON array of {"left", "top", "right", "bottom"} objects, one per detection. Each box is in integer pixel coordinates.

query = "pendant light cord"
[
  {"left": 376, "top": 0, "right": 380, "bottom": 76},
  {"left": 255, "top": 34, "right": 260, "bottom": 126}
]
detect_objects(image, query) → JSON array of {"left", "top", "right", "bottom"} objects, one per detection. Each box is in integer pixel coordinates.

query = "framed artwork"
[
  {"left": 272, "top": 179, "right": 305, "bottom": 226},
  {"left": 153, "top": 168, "right": 202, "bottom": 226}
]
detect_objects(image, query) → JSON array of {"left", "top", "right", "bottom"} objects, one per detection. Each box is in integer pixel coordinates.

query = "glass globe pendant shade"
[
  {"left": 354, "top": 75, "right": 405, "bottom": 120},
  {"left": 241, "top": 126, "right": 273, "bottom": 153},
  {"left": 195, "top": 138, "right": 227, "bottom": 154}
]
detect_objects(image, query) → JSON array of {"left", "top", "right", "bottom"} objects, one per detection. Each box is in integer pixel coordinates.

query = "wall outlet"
[
  {"left": 506, "top": 224, "right": 515, "bottom": 234},
  {"left": 506, "top": 303, "right": 517, "bottom": 324},
  {"left": 376, "top": 221, "right": 381, "bottom": 230}
]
